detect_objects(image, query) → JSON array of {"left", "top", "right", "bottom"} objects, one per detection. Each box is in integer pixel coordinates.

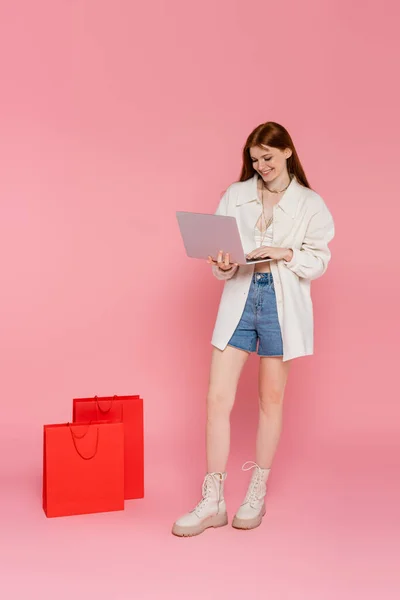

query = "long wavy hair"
[{"left": 238, "top": 122, "right": 311, "bottom": 189}]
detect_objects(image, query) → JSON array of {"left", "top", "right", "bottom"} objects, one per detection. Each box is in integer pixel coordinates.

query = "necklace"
[
  {"left": 254, "top": 184, "right": 274, "bottom": 248},
  {"left": 254, "top": 175, "right": 293, "bottom": 247},
  {"left": 261, "top": 174, "right": 292, "bottom": 194}
]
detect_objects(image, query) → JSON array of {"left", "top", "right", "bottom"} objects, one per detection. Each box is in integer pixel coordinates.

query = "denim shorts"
[{"left": 227, "top": 272, "right": 283, "bottom": 357}]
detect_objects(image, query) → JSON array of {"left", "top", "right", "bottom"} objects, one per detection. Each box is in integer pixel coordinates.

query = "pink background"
[{"left": 1, "top": 0, "right": 399, "bottom": 598}]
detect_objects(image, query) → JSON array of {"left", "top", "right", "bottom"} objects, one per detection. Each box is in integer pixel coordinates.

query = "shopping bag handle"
[
  {"left": 94, "top": 394, "right": 118, "bottom": 413},
  {"left": 68, "top": 423, "right": 99, "bottom": 460},
  {"left": 94, "top": 395, "right": 123, "bottom": 420}
]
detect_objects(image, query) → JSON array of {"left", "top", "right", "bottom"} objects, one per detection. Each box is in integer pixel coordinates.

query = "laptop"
[{"left": 176, "top": 211, "right": 273, "bottom": 265}]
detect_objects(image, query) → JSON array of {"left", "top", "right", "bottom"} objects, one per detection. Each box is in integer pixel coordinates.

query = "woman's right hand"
[{"left": 207, "top": 250, "right": 238, "bottom": 271}]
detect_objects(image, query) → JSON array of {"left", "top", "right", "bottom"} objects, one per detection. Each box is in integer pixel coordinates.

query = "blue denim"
[{"left": 227, "top": 272, "right": 283, "bottom": 357}]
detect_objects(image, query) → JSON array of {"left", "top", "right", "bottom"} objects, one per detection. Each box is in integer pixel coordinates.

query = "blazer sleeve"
[
  {"left": 211, "top": 187, "right": 239, "bottom": 281},
  {"left": 284, "top": 199, "right": 335, "bottom": 280}
]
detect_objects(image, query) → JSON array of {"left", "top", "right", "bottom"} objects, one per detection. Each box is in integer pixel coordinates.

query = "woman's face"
[{"left": 249, "top": 145, "right": 292, "bottom": 182}]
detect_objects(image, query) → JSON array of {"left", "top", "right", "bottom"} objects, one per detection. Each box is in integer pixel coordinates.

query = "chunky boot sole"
[
  {"left": 171, "top": 512, "right": 228, "bottom": 537},
  {"left": 231, "top": 504, "right": 266, "bottom": 530}
]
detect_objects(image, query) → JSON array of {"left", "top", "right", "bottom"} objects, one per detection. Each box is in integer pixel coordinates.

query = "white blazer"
[{"left": 210, "top": 174, "right": 335, "bottom": 361}]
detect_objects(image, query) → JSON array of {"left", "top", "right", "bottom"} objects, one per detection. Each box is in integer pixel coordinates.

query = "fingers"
[
  {"left": 251, "top": 252, "right": 268, "bottom": 258},
  {"left": 217, "top": 250, "right": 224, "bottom": 267},
  {"left": 207, "top": 251, "right": 239, "bottom": 271},
  {"left": 221, "top": 252, "right": 233, "bottom": 271},
  {"left": 246, "top": 246, "right": 271, "bottom": 260},
  {"left": 213, "top": 250, "right": 235, "bottom": 271},
  {"left": 207, "top": 255, "right": 220, "bottom": 265}
]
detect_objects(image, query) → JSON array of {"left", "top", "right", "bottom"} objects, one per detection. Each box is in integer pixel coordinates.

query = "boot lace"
[{"left": 242, "top": 461, "right": 265, "bottom": 508}]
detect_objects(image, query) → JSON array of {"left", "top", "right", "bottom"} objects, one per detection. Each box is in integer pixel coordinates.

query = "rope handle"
[
  {"left": 94, "top": 395, "right": 116, "bottom": 413},
  {"left": 68, "top": 423, "right": 99, "bottom": 461},
  {"left": 94, "top": 395, "right": 123, "bottom": 420}
]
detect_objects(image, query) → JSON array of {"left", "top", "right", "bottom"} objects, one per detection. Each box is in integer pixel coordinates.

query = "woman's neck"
[{"left": 258, "top": 172, "right": 291, "bottom": 193}]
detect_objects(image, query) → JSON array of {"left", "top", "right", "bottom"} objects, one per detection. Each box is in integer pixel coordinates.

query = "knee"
[
  {"left": 259, "top": 387, "right": 284, "bottom": 414},
  {"left": 207, "top": 390, "right": 234, "bottom": 417}
]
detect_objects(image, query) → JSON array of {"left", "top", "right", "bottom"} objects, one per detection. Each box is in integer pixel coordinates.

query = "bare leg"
[
  {"left": 206, "top": 345, "right": 250, "bottom": 473},
  {"left": 255, "top": 356, "right": 291, "bottom": 469}
]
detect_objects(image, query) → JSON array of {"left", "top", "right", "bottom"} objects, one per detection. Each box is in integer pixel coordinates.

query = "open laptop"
[{"left": 176, "top": 211, "right": 273, "bottom": 265}]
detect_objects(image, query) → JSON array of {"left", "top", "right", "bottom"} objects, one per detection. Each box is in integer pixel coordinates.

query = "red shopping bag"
[
  {"left": 73, "top": 395, "right": 144, "bottom": 500},
  {"left": 43, "top": 421, "right": 124, "bottom": 518}
]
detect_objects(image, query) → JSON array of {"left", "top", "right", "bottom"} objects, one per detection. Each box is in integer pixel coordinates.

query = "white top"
[
  {"left": 254, "top": 222, "right": 273, "bottom": 247},
  {"left": 210, "top": 174, "right": 335, "bottom": 362}
]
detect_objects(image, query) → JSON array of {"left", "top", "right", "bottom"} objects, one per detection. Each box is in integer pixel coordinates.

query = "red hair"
[{"left": 238, "top": 122, "right": 311, "bottom": 189}]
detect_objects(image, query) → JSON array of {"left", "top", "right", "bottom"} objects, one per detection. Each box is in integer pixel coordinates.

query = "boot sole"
[
  {"left": 231, "top": 504, "right": 266, "bottom": 530},
  {"left": 171, "top": 512, "right": 228, "bottom": 537}
]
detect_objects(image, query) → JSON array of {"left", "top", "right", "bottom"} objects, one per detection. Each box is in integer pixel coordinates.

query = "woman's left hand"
[{"left": 246, "top": 246, "right": 293, "bottom": 262}]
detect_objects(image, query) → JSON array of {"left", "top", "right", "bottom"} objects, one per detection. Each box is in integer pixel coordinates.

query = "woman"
[{"left": 172, "top": 122, "right": 335, "bottom": 537}]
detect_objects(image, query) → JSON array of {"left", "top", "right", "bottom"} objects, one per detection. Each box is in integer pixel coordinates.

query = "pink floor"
[{"left": 2, "top": 433, "right": 398, "bottom": 600}]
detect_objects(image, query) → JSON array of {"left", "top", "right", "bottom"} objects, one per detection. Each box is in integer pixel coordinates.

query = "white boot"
[
  {"left": 232, "top": 462, "right": 270, "bottom": 530},
  {"left": 172, "top": 472, "right": 228, "bottom": 537}
]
